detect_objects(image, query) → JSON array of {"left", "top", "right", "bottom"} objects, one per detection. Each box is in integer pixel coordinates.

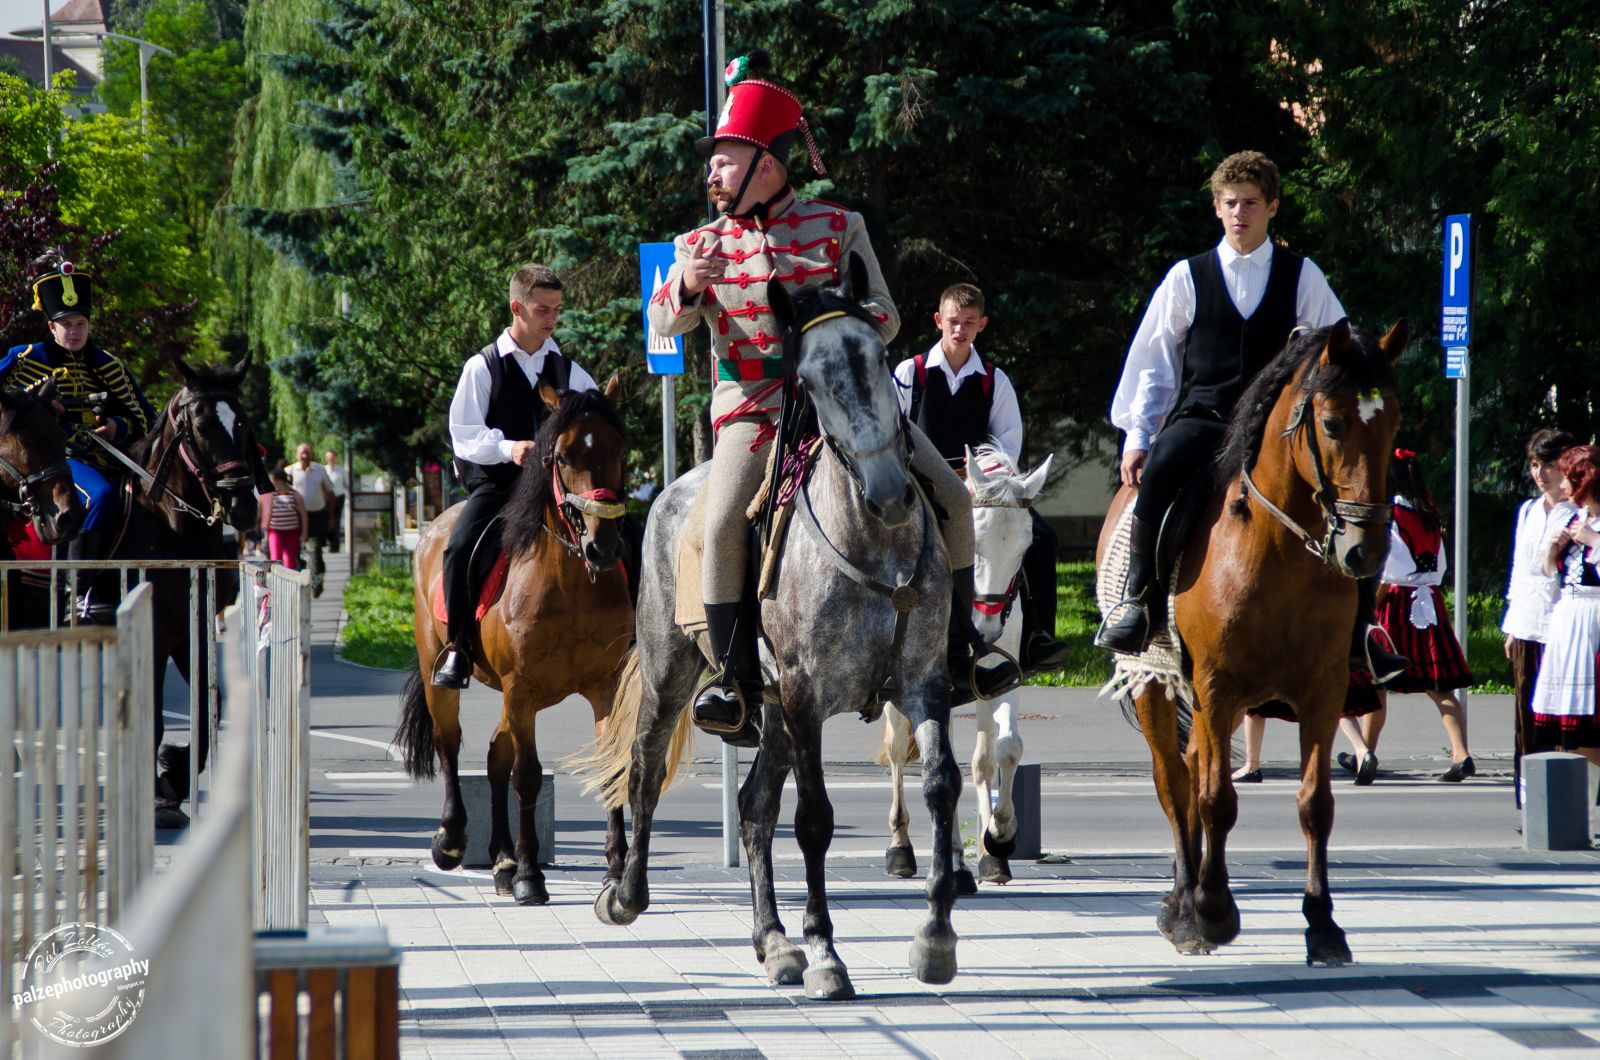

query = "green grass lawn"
[
  {"left": 337, "top": 554, "right": 1516, "bottom": 692},
  {"left": 340, "top": 566, "right": 418, "bottom": 670}
]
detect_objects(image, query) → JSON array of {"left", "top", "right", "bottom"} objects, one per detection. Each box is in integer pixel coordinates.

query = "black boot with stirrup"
[
  {"left": 1095, "top": 515, "right": 1158, "bottom": 655},
  {"left": 949, "top": 566, "right": 1023, "bottom": 704},
  {"left": 692, "top": 601, "right": 762, "bottom": 747}
]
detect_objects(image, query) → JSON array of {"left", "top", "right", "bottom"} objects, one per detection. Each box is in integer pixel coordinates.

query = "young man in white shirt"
[
  {"left": 287, "top": 442, "right": 335, "bottom": 592},
  {"left": 892, "top": 283, "right": 1067, "bottom": 672},
  {"left": 322, "top": 449, "right": 347, "bottom": 551},
  {"left": 1096, "top": 151, "right": 1405, "bottom": 682},
  {"left": 433, "top": 264, "right": 599, "bottom": 688}
]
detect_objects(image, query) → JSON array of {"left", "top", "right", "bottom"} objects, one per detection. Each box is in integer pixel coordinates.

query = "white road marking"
[{"left": 311, "top": 730, "right": 404, "bottom": 760}]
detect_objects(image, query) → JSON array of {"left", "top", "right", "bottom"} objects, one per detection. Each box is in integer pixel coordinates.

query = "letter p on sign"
[{"left": 1448, "top": 221, "right": 1465, "bottom": 296}]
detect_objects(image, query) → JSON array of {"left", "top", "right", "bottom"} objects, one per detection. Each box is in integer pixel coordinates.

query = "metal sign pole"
[
  {"left": 1455, "top": 365, "right": 1469, "bottom": 682},
  {"left": 1441, "top": 213, "right": 1473, "bottom": 712}
]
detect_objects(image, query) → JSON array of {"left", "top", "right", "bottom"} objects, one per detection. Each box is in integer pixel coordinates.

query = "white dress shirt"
[
  {"left": 892, "top": 343, "right": 1023, "bottom": 463},
  {"left": 285, "top": 462, "right": 331, "bottom": 513},
  {"left": 1109, "top": 239, "right": 1346, "bottom": 453},
  {"left": 1503, "top": 497, "right": 1577, "bottom": 641},
  {"left": 449, "top": 330, "right": 598, "bottom": 465}
]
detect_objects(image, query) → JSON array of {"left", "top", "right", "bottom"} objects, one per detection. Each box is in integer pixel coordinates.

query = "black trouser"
[
  {"left": 442, "top": 480, "right": 512, "bottom": 649},
  {"left": 1020, "top": 508, "right": 1059, "bottom": 644},
  {"left": 1132, "top": 414, "right": 1228, "bottom": 525}
]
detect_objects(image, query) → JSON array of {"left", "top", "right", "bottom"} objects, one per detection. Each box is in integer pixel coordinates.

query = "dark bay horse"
[
  {"left": 395, "top": 379, "right": 634, "bottom": 905},
  {"left": 1096, "top": 319, "right": 1405, "bottom": 964},
  {"left": 0, "top": 378, "right": 84, "bottom": 557},
  {"left": 575, "top": 264, "right": 963, "bottom": 1001}
]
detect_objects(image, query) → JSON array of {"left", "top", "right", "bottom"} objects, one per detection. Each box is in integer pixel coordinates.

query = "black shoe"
[
  {"left": 1438, "top": 755, "right": 1475, "bottom": 783},
  {"left": 692, "top": 681, "right": 760, "bottom": 747},
  {"left": 1352, "top": 625, "right": 1409, "bottom": 686},
  {"left": 1022, "top": 630, "right": 1070, "bottom": 673},
  {"left": 432, "top": 649, "right": 472, "bottom": 689},
  {"left": 694, "top": 601, "right": 762, "bottom": 746},
  {"left": 1095, "top": 515, "right": 1157, "bottom": 655},
  {"left": 1336, "top": 751, "right": 1359, "bottom": 775},
  {"left": 1356, "top": 752, "right": 1378, "bottom": 785},
  {"left": 1232, "top": 767, "right": 1263, "bottom": 784}
]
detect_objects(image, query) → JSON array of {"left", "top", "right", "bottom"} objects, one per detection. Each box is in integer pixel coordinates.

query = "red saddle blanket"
[
  {"left": 429, "top": 552, "right": 510, "bottom": 625},
  {"left": 2, "top": 514, "right": 53, "bottom": 562}
]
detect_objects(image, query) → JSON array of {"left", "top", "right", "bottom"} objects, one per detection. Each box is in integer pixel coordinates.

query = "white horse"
[{"left": 881, "top": 444, "right": 1052, "bottom": 888}]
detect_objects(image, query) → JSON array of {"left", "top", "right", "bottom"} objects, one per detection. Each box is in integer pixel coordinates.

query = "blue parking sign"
[
  {"left": 640, "top": 242, "right": 685, "bottom": 375},
  {"left": 1440, "top": 214, "right": 1471, "bottom": 349}
]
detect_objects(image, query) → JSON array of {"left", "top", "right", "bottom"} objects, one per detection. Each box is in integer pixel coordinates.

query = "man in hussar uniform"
[{"left": 649, "top": 51, "right": 1019, "bottom": 746}]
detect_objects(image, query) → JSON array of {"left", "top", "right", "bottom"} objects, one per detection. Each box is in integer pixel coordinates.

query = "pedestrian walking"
[
  {"left": 1528, "top": 443, "right": 1600, "bottom": 768},
  {"left": 323, "top": 449, "right": 347, "bottom": 551},
  {"left": 259, "top": 468, "right": 307, "bottom": 570},
  {"left": 286, "top": 442, "right": 335, "bottom": 596}
]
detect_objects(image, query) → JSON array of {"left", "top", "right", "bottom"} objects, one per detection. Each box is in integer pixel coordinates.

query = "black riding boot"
[
  {"left": 1350, "top": 575, "right": 1409, "bottom": 685},
  {"left": 68, "top": 529, "right": 116, "bottom": 624},
  {"left": 693, "top": 601, "right": 762, "bottom": 747},
  {"left": 950, "top": 566, "right": 1024, "bottom": 704},
  {"left": 432, "top": 600, "right": 474, "bottom": 689},
  {"left": 1095, "top": 515, "right": 1158, "bottom": 655}
]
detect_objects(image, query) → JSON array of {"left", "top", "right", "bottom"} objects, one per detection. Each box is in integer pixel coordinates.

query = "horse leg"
[
  {"left": 1135, "top": 686, "right": 1203, "bottom": 950},
  {"left": 1298, "top": 704, "right": 1352, "bottom": 966},
  {"left": 486, "top": 722, "right": 516, "bottom": 894},
  {"left": 425, "top": 684, "right": 469, "bottom": 871},
  {"left": 1190, "top": 689, "right": 1242, "bottom": 948},
  {"left": 903, "top": 683, "right": 962, "bottom": 986},
  {"left": 741, "top": 702, "right": 806, "bottom": 984},
  {"left": 978, "top": 699, "right": 1022, "bottom": 884},
  {"left": 587, "top": 696, "right": 628, "bottom": 886},
  {"left": 506, "top": 701, "right": 549, "bottom": 906},
  {"left": 881, "top": 704, "right": 918, "bottom": 878},
  {"left": 596, "top": 683, "right": 684, "bottom": 926},
  {"left": 788, "top": 719, "right": 855, "bottom": 1001}
]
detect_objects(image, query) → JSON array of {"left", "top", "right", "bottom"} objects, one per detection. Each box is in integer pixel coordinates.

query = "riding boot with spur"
[
  {"left": 1095, "top": 515, "right": 1158, "bottom": 655},
  {"left": 1350, "top": 575, "right": 1408, "bottom": 685},
  {"left": 693, "top": 601, "right": 762, "bottom": 747},
  {"left": 949, "top": 566, "right": 1024, "bottom": 704}
]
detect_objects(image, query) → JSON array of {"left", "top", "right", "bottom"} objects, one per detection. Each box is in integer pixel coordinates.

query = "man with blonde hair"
[{"left": 1097, "top": 151, "right": 1405, "bottom": 683}]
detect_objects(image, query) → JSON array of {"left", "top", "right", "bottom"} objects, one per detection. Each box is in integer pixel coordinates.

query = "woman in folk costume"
[
  {"left": 1502, "top": 428, "right": 1577, "bottom": 803},
  {"left": 1337, "top": 449, "right": 1476, "bottom": 782},
  {"left": 1528, "top": 443, "right": 1600, "bottom": 766}
]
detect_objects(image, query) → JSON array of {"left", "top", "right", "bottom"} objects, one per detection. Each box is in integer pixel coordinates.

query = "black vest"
[
  {"left": 454, "top": 342, "right": 571, "bottom": 490},
  {"left": 1178, "top": 247, "right": 1303, "bottom": 419},
  {"left": 907, "top": 352, "right": 996, "bottom": 462}
]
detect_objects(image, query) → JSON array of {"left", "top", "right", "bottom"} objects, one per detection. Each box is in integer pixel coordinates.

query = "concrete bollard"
[
  {"left": 999, "top": 762, "right": 1042, "bottom": 861},
  {"left": 458, "top": 770, "right": 555, "bottom": 867},
  {"left": 1522, "top": 753, "right": 1591, "bottom": 851}
]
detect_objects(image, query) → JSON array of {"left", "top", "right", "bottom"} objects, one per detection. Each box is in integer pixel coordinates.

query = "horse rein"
[
  {"left": 146, "top": 390, "right": 257, "bottom": 525},
  {"left": 543, "top": 447, "right": 626, "bottom": 580},
  {"left": 1239, "top": 389, "right": 1393, "bottom": 566},
  {"left": 0, "top": 451, "right": 72, "bottom": 521}
]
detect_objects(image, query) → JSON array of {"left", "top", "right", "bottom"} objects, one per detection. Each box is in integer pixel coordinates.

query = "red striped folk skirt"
[{"left": 1375, "top": 584, "right": 1473, "bottom": 693}]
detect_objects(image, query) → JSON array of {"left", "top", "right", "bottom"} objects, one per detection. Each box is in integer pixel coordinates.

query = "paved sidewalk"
[{"left": 313, "top": 846, "right": 1600, "bottom": 1059}]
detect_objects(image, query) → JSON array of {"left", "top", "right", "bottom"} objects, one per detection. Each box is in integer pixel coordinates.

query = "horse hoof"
[
  {"left": 430, "top": 831, "right": 464, "bottom": 871},
  {"left": 802, "top": 961, "right": 856, "bottom": 1001},
  {"left": 885, "top": 845, "right": 918, "bottom": 878},
  {"left": 909, "top": 924, "right": 958, "bottom": 985},
  {"left": 1197, "top": 904, "right": 1241, "bottom": 947},
  {"left": 1156, "top": 896, "right": 1181, "bottom": 941},
  {"left": 1306, "top": 927, "right": 1352, "bottom": 967},
  {"left": 762, "top": 940, "right": 808, "bottom": 985},
  {"left": 955, "top": 866, "right": 978, "bottom": 896},
  {"left": 1174, "top": 936, "right": 1218, "bottom": 956},
  {"left": 978, "top": 854, "right": 1012, "bottom": 885},
  {"left": 493, "top": 864, "right": 515, "bottom": 896},
  {"left": 158, "top": 744, "right": 191, "bottom": 802},
  {"left": 594, "top": 881, "right": 638, "bottom": 926},
  {"left": 512, "top": 875, "right": 549, "bottom": 906},
  {"left": 982, "top": 829, "right": 1018, "bottom": 861}
]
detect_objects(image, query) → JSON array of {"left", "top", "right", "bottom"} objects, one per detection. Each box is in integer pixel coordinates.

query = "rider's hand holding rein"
[
  {"left": 1120, "top": 449, "right": 1147, "bottom": 488},
  {"left": 680, "top": 239, "right": 726, "bottom": 296},
  {"left": 511, "top": 439, "right": 537, "bottom": 467}
]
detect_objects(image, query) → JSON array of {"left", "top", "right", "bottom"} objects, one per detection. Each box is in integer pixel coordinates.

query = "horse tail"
[
  {"left": 395, "top": 668, "right": 437, "bottom": 780},
  {"left": 874, "top": 704, "right": 920, "bottom": 766},
  {"left": 1115, "top": 687, "right": 1194, "bottom": 750},
  {"left": 571, "top": 648, "right": 692, "bottom": 811}
]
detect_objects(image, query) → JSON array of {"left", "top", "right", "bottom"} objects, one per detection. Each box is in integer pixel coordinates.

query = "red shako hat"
[{"left": 695, "top": 52, "right": 826, "bottom": 176}]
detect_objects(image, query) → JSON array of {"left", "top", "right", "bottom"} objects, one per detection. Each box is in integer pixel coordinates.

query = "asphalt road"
[{"left": 287, "top": 646, "right": 1564, "bottom": 872}]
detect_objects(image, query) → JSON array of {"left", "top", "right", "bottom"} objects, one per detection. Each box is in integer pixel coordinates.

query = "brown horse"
[
  {"left": 395, "top": 378, "right": 633, "bottom": 905},
  {"left": 1097, "top": 319, "right": 1405, "bottom": 965}
]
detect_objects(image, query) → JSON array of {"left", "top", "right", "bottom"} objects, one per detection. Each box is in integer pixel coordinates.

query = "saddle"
[
  {"left": 429, "top": 515, "right": 511, "bottom": 627},
  {"left": 1097, "top": 502, "right": 1190, "bottom": 707},
  {"left": 1152, "top": 474, "right": 1213, "bottom": 599}
]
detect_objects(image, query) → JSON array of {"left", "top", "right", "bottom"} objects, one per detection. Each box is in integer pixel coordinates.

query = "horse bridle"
[
  {"left": 0, "top": 451, "right": 72, "bottom": 522},
  {"left": 147, "top": 390, "right": 257, "bottom": 525},
  {"left": 969, "top": 475, "right": 1033, "bottom": 623},
  {"left": 542, "top": 443, "right": 627, "bottom": 580},
  {"left": 1240, "top": 387, "right": 1394, "bottom": 566}
]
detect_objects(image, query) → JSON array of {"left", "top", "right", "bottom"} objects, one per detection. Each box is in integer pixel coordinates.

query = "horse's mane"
[
  {"left": 968, "top": 443, "right": 1027, "bottom": 507},
  {"left": 501, "top": 388, "right": 627, "bottom": 559},
  {"left": 1213, "top": 323, "right": 1399, "bottom": 490}
]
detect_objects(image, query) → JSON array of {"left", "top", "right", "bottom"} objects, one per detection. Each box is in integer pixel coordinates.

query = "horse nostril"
[{"left": 903, "top": 484, "right": 916, "bottom": 509}]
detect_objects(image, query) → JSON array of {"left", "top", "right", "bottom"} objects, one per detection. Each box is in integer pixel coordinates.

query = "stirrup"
[
  {"left": 1093, "top": 597, "right": 1153, "bottom": 653},
  {"left": 965, "top": 642, "right": 1024, "bottom": 699},
  {"left": 690, "top": 668, "right": 752, "bottom": 737}
]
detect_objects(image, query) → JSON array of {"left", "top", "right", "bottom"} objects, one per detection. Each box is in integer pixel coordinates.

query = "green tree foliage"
[
  {"left": 225, "top": 0, "right": 1289, "bottom": 481},
  {"left": 1267, "top": 0, "right": 1600, "bottom": 587},
  {"left": 0, "top": 72, "right": 205, "bottom": 391}
]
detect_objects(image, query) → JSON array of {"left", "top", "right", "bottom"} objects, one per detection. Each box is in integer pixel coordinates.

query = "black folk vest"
[
  {"left": 907, "top": 352, "right": 995, "bottom": 462},
  {"left": 1177, "top": 247, "right": 1303, "bottom": 419},
  {"left": 454, "top": 342, "right": 572, "bottom": 490}
]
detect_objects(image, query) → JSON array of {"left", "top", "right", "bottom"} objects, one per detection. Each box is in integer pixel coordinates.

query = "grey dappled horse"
[{"left": 578, "top": 260, "right": 962, "bottom": 1000}]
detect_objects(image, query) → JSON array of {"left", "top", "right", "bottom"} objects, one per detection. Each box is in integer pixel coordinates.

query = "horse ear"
[
  {"left": 1020, "top": 453, "right": 1053, "bottom": 501},
  {"left": 964, "top": 446, "right": 991, "bottom": 486},
  {"left": 1318, "top": 318, "right": 1353, "bottom": 366},
  {"left": 1378, "top": 318, "right": 1410, "bottom": 364},
  {"left": 768, "top": 277, "right": 796, "bottom": 330},
  {"left": 231, "top": 347, "right": 253, "bottom": 379},
  {"left": 537, "top": 381, "right": 563, "bottom": 412},
  {"left": 844, "top": 252, "right": 870, "bottom": 306},
  {"left": 602, "top": 374, "right": 622, "bottom": 405},
  {"left": 173, "top": 355, "right": 198, "bottom": 386}
]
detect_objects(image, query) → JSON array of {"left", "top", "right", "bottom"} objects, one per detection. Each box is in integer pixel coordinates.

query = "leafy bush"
[{"left": 339, "top": 565, "right": 416, "bottom": 671}]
